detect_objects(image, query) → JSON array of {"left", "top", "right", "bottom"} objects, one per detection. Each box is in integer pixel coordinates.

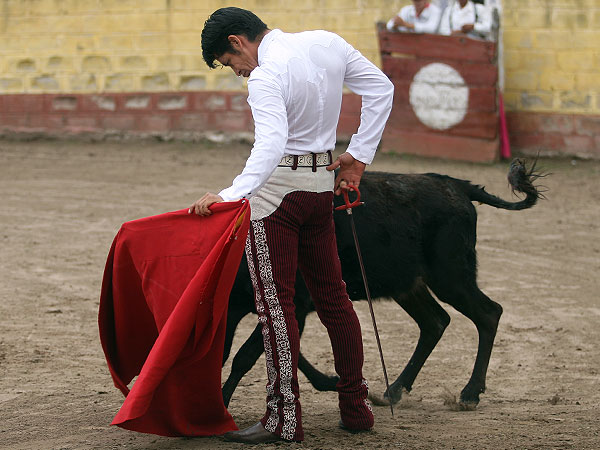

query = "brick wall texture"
[
  {"left": 502, "top": 0, "right": 600, "bottom": 158},
  {"left": 502, "top": 0, "right": 599, "bottom": 115},
  {"left": 0, "top": 0, "right": 598, "bottom": 158},
  {"left": 0, "top": 0, "right": 403, "bottom": 94}
]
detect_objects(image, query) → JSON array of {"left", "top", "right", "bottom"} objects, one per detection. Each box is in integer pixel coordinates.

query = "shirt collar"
[
  {"left": 258, "top": 29, "right": 282, "bottom": 65},
  {"left": 456, "top": 1, "right": 473, "bottom": 11},
  {"left": 416, "top": 3, "right": 430, "bottom": 17}
]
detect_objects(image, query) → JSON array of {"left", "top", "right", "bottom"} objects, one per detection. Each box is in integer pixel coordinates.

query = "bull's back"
[{"left": 332, "top": 171, "right": 476, "bottom": 300}]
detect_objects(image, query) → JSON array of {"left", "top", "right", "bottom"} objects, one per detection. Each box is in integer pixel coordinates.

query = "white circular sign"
[{"left": 409, "top": 63, "right": 469, "bottom": 130}]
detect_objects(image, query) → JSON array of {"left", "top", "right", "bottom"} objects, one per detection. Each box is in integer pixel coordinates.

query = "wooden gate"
[{"left": 377, "top": 23, "right": 499, "bottom": 162}]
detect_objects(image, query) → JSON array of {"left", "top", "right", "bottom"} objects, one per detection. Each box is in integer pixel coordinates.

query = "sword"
[{"left": 335, "top": 185, "right": 394, "bottom": 417}]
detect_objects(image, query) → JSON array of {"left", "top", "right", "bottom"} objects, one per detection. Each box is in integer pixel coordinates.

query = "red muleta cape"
[{"left": 98, "top": 200, "right": 250, "bottom": 437}]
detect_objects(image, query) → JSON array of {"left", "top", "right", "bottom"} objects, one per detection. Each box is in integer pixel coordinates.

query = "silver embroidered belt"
[{"left": 278, "top": 151, "right": 332, "bottom": 172}]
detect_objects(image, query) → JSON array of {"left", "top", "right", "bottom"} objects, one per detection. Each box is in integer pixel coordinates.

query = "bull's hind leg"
[
  {"left": 426, "top": 215, "right": 504, "bottom": 407},
  {"left": 298, "top": 352, "right": 339, "bottom": 391},
  {"left": 371, "top": 282, "right": 450, "bottom": 405},
  {"left": 428, "top": 280, "right": 503, "bottom": 408}
]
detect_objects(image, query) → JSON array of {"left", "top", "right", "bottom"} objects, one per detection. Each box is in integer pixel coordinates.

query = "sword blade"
[{"left": 347, "top": 210, "right": 394, "bottom": 417}]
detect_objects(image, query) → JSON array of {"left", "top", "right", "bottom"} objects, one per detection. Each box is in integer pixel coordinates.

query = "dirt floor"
[{"left": 1, "top": 139, "right": 599, "bottom": 450}]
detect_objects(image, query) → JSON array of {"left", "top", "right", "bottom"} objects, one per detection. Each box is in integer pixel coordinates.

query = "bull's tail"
[{"left": 465, "top": 157, "right": 548, "bottom": 211}]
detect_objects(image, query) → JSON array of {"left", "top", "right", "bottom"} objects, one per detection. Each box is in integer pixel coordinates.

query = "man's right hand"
[
  {"left": 188, "top": 192, "right": 223, "bottom": 216},
  {"left": 326, "top": 152, "right": 367, "bottom": 196}
]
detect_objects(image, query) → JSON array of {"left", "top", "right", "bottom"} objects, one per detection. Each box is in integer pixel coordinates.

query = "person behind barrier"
[
  {"left": 190, "top": 6, "right": 393, "bottom": 445},
  {"left": 438, "top": 0, "right": 492, "bottom": 40},
  {"left": 386, "top": 0, "right": 442, "bottom": 34}
]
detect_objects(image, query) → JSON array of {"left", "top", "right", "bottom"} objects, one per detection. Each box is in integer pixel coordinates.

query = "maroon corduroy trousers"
[{"left": 245, "top": 189, "right": 373, "bottom": 442}]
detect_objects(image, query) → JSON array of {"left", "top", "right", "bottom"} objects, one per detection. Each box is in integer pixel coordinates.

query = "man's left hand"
[{"left": 189, "top": 193, "right": 223, "bottom": 216}]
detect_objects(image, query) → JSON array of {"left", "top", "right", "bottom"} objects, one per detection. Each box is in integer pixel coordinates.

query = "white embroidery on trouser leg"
[
  {"left": 252, "top": 220, "right": 297, "bottom": 441},
  {"left": 245, "top": 232, "right": 279, "bottom": 431},
  {"left": 362, "top": 379, "right": 373, "bottom": 412}
]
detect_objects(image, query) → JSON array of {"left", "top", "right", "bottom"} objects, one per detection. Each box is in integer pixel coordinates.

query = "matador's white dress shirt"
[{"left": 218, "top": 29, "right": 394, "bottom": 202}]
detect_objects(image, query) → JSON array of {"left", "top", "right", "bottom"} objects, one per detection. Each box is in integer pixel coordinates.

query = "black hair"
[{"left": 201, "top": 7, "right": 268, "bottom": 69}]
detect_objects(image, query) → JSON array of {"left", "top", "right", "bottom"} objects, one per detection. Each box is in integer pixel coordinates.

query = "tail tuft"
[{"left": 507, "top": 156, "right": 549, "bottom": 201}]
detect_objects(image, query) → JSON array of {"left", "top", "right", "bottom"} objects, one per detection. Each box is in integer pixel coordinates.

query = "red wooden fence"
[{"left": 377, "top": 22, "right": 499, "bottom": 162}]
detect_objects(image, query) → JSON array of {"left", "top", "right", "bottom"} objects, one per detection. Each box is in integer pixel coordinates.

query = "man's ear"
[{"left": 228, "top": 35, "right": 242, "bottom": 49}]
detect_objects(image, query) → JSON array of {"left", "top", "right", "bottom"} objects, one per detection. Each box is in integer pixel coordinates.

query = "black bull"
[{"left": 221, "top": 159, "right": 544, "bottom": 409}]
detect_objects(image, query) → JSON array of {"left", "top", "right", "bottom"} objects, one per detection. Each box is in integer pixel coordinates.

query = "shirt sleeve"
[
  {"left": 342, "top": 43, "right": 394, "bottom": 165},
  {"left": 438, "top": 6, "right": 452, "bottom": 35},
  {"left": 395, "top": 6, "right": 413, "bottom": 32},
  {"left": 413, "top": 5, "right": 442, "bottom": 34},
  {"left": 386, "top": 15, "right": 398, "bottom": 31},
  {"left": 473, "top": 4, "right": 492, "bottom": 36},
  {"left": 399, "top": 6, "right": 413, "bottom": 27},
  {"left": 218, "top": 75, "right": 288, "bottom": 201}
]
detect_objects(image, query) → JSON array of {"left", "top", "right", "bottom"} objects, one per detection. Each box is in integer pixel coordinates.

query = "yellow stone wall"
[
  {"left": 1, "top": 0, "right": 598, "bottom": 116},
  {"left": 0, "top": 0, "right": 404, "bottom": 94},
  {"left": 502, "top": 0, "right": 600, "bottom": 114}
]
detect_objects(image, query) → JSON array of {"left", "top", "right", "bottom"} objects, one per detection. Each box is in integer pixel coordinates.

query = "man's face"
[
  {"left": 413, "top": 0, "right": 428, "bottom": 14},
  {"left": 217, "top": 51, "right": 257, "bottom": 78},
  {"left": 216, "top": 35, "right": 260, "bottom": 78}
]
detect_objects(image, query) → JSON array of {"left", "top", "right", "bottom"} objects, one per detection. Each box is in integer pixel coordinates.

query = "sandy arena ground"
[{"left": 1, "top": 139, "right": 599, "bottom": 449}]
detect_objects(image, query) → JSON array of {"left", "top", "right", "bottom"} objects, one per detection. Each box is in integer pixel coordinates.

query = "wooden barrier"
[{"left": 377, "top": 22, "right": 499, "bottom": 162}]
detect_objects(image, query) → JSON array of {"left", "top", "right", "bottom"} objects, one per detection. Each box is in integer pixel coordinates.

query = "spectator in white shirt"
[
  {"left": 191, "top": 7, "right": 393, "bottom": 445},
  {"left": 386, "top": 0, "right": 442, "bottom": 34},
  {"left": 438, "top": 0, "right": 492, "bottom": 39}
]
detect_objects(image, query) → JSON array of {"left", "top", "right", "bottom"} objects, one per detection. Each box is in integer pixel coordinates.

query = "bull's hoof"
[
  {"left": 440, "top": 389, "right": 478, "bottom": 411},
  {"left": 368, "top": 388, "right": 402, "bottom": 406},
  {"left": 312, "top": 375, "right": 339, "bottom": 392},
  {"left": 459, "top": 385, "right": 482, "bottom": 409},
  {"left": 368, "top": 392, "right": 390, "bottom": 406},
  {"left": 457, "top": 400, "right": 478, "bottom": 411}
]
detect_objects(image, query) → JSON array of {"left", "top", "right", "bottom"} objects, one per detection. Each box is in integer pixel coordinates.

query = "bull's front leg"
[
  {"left": 221, "top": 323, "right": 264, "bottom": 407},
  {"left": 295, "top": 294, "right": 339, "bottom": 392}
]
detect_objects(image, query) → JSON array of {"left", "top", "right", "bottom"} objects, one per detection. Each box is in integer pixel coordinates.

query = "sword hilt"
[{"left": 335, "top": 185, "right": 363, "bottom": 212}]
